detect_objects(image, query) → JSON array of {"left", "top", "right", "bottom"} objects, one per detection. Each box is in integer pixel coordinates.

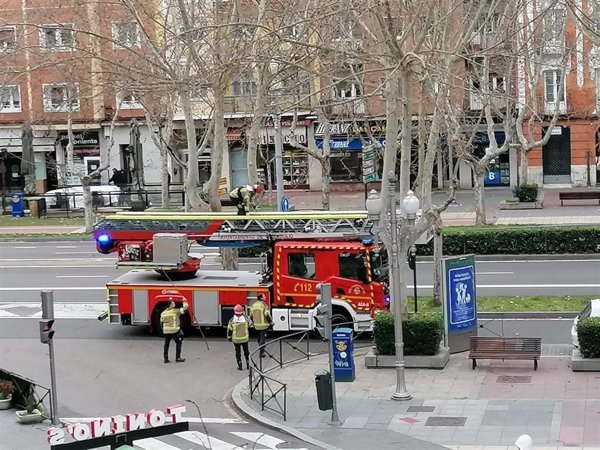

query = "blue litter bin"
[
  {"left": 332, "top": 327, "right": 355, "bottom": 382},
  {"left": 11, "top": 193, "right": 24, "bottom": 217}
]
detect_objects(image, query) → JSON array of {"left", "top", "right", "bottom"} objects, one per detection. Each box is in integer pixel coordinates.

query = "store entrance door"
[{"left": 230, "top": 146, "right": 248, "bottom": 187}]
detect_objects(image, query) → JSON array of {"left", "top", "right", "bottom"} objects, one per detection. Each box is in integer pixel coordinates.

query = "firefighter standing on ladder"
[
  {"left": 229, "top": 184, "right": 262, "bottom": 215},
  {"left": 227, "top": 304, "right": 251, "bottom": 370},
  {"left": 251, "top": 294, "right": 273, "bottom": 358}
]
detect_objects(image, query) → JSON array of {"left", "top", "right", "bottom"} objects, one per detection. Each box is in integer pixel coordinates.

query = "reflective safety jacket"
[
  {"left": 229, "top": 186, "right": 256, "bottom": 208},
  {"left": 160, "top": 304, "right": 188, "bottom": 335},
  {"left": 227, "top": 316, "right": 250, "bottom": 344},
  {"left": 251, "top": 301, "right": 272, "bottom": 331}
]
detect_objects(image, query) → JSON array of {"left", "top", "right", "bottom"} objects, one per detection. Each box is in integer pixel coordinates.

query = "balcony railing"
[
  {"left": 328, "top": 97, "right": 366, "bottom": 116},
  {"left": 469, "top": 92, "right": 507, "bottom": 111}
]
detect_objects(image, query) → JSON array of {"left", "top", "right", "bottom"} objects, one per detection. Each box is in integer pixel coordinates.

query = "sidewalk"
[{"left": 233, "top": 348, "right": 600, "bottom": 450}]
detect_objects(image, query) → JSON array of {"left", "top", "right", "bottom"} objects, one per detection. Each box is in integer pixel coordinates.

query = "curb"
[
  {"left": 478, "top": 311, "right": 578, "bottom": 319},
  {"left": 417, "top": 254, "right": 600, "bottom": 262},
  {"left": 230, "top": 377, "right": 344, "bottom": 450}
]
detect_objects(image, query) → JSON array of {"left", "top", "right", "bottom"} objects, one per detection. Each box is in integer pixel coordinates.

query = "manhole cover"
[
  {"left": 407, "top": 406, "right": 436, "bottom": 413},
  {"left": 497, "top": 375, "right": 532, "bottom": 384},
  {"left": 425, "top": 416, "right": 466, "bottom": 427}
]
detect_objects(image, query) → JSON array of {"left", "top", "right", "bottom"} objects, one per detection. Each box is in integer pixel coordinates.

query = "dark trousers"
[
  {"left": 234, "top": 342, "right": 250, "bottom": 366},
  {"left": 257, "top": 329, "right": 267, "bottom": 355},
  {"left": 164, "top": 333, "right": 182, "bottom": 360},
  {"left": 235, "top": 200, "right": 247, "bottom": 216}
]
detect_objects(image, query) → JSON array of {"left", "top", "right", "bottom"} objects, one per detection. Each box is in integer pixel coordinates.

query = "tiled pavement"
[{"left": 235, "top": 348, "right": 600, "bottom": 449}]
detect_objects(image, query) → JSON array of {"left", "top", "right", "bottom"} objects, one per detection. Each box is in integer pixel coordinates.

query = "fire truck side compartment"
[
  {"left": 193, "top": 290, "right": 220, "bottom": 326},
  {"left": 132, "top": 290, "right": 149, "bottom": 324}
]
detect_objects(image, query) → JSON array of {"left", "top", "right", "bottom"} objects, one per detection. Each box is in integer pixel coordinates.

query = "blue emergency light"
[
  {"left": 383, "top": 294, "right": 390, "bottom": 304},
  {"left": 95, "top": 233, "right": 114, "bottom": 253}
]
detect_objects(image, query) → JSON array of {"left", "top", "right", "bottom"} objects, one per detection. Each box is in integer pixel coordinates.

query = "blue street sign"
[
  {"left": 484, "top": 169, "right": 501, "bottom": 186},
  {"left": 281, "top": 196, "right": 289, "bottom": 212},
  {"left": 443, "top": 255, "right": 477, "bottom": 333}
]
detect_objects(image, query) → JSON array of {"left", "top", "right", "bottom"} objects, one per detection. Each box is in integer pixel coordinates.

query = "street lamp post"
[{"left": 366, "top": 171, "right": 420, "bottom": 401}]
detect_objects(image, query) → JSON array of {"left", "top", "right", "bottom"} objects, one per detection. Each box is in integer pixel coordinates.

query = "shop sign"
[
  {"left": 259, "top": 127, "right": 307, "bottom": 145},
  {"left": 59, "top": 131, "right": 100, "bottom": 148},
  {"left": 314, "top": 120, "right": 386, "bottom": 137},
  {"left": 47, "top": 405, "right": 186, "bottom": 445},
  {"left": 264, "top": 118, "right": 312, "bottom": 127}
]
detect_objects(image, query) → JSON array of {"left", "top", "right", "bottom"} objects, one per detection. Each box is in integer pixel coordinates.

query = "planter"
[
  {"left": 15, "top": 409, "right": 43, "bottom": 424},
  {"left": 365, "top": 347, "right": 450, "bottom": 369},
  {"left": 499, "top": 192, "right": 544, "bottom": 210},
  {"left": 0, "top": 395, "right": 11, "bottom": 410},
  {"left": 571, "top": 349, "right": 600, "bottom": 371}
]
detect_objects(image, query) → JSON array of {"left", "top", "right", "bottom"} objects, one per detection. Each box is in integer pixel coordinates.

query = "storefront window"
[{"left": 330, "top": 150, "right": 361, "bottom": 181}]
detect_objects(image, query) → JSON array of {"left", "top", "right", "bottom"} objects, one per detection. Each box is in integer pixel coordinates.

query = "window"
[
  {"left": 339, "top": 253, "right": 368, "bottom": 283},
  {"left": 43, "top": 84, "right": 80, "bottom": 112},
  {"left": 544, "top": 70, "right": 565, "bottom": 104},
  {"left": 0, "top": 86, "right": 21, "bottom": 112},
  {"left": 39, "top": 24, "right": 74, "bottom": 51},
  {"left": 288, "top": 252, "right": 315, "bottom": 280},
  {"left": 190, "top": 85, "right": 208, "bottom": 100},
  {"left": 117, "top": 92, "right": 142, "bottom": 109},
  {"left": 332, "top": 65, "right": 363, "bottom": 99},
  {"left": 543, "top": 9, "right": 565, "bottom": 52},
  {"left": 112, "top": 22, "right": 140, "bottom": 49},
  {"left": 232, "top": 78, "right": 257, "bottom": 96},
  {"left": 0, "top": 26, "right": 16, "bottom": 53}
]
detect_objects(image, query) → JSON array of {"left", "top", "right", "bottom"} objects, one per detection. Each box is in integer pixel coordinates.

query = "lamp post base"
[{"left": 391, "top": 392, "right": 412, "bottom": 401}]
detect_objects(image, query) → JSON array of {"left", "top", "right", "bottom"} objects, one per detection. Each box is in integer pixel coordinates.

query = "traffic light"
[{"left": 39, "top": 319, "right": 55, "bottom": 344}]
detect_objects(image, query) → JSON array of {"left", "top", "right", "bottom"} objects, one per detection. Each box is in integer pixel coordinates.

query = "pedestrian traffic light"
[{"left": 39, "top": 319, "right": 55, "bottom": 344}]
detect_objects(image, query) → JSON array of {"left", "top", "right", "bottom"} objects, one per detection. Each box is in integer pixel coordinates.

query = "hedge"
[
  {"left": 577, "top": 317, "right": 600, "bottom": 359},
  {"left": 373, "top": 312, "right": 443, "bottom": 356},
  {"left": 231, "top": 226, "right": 600, "bottom": 257}
]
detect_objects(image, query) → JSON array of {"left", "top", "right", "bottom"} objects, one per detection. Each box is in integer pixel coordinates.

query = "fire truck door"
[
  {"left": 132, "top": 290, "right": 149, "bottom": 324},
  {"left": 193, "top": 290, "right": 220, "bottom": 326}
]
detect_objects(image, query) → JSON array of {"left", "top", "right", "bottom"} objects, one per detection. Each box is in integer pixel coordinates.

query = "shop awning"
[
  {"left": 225, "top": 128, "right": 245, "bottom": 142},
  {"left": 315, "top": 137, "right": 385, "bottom": 150}
]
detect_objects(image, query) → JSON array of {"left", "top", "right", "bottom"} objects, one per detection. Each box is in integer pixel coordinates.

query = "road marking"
[
  {"left": 0, "top": 303, "right": 106, "bottom": 319},
  {"left": 12, "top": 246, "right": 36, "bottom": 249},
  {"left": 55, "top": 275, "right": 109, "bottom": 278},
  {"left": 477, "top": 272, "right": 513, "bottom": 275},
  {"left": 177, "top": 431, "right": 237, "bottom": 450},
  {"left": 0, "top": 287, "right": 104, "bottom": 291},
  {"left": 55, "top": 245, "right": 77, "bottom": 249},
  {"left": 131, "top": 438, "right": 181, "bottom": 450},
  {"left": 408, "top": 284, "right": 600, "bottom": 289},
  {"left": 231, "top": 431, "right": 309, "bottom": 449},
  {"left": 55, "top": 251, "right": 95, "bottom": 255}
]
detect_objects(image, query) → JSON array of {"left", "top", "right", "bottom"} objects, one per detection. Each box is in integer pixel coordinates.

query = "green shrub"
[
  {"left": 577, "top": 317, "right": 600, "bottom": 358},
  {"left": 373, "top": 312, "right": 443, "bottom": 356},
  {"left": 512, "top": 183, "right": 539, "bottom": 202},
  {"left": 418, "top": 226, "right": 600, "bottom": 256}
]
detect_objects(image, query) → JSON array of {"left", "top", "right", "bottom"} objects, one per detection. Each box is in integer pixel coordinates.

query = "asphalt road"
[{"left": 1, "top": 241, "right": 600, "bottom": 304}]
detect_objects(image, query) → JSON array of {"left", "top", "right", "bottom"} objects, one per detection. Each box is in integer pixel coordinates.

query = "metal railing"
[
  {"left": 248, "top": 322, "right": 372, "bottom": 421},
  {"left": 0, "top": 369, "right": 52, "bottom": 421}
]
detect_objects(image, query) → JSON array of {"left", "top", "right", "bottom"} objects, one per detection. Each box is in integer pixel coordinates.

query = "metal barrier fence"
[
  {"left": 248, "top": 322, "right": 372, "bottom": 421},
  {"left": 0, "top": 369, "right": 52, "bottom": 421}
]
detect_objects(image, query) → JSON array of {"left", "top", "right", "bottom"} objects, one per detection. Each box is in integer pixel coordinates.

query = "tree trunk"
[
  {"left": 381, "top": 74, "right": 400, "bottom": 208},
  {"left": 399, "top": 237, "right": 410, "bottom": 317},
  {"left": 432, "top": 219, "right": 443, "bottom": 307},
  {"left": 161, "top": 147, "right": 170, "bottom": 208},
  {"left": 221, "top": 248, "right": 239, "bottom": 271},
  {"left": 321, "top": 155, "right": 330, "bottom": 211},
  {"left": 473, "top": 168, "right": 487, "bottom": 225},
  {"left": 519, "top": 148, "right": 529, "bottom": 185},
  {"left": 398, "top": 75, "right": 412, "bottom": 201},
  {"left": 246, "top": 68, "right": 268, "bottom": 186},
  {"left": 82, "top": 175, "right": 94, "bottom": 232},
  {"left": 181, "top": 95, "right": 203, "bottom": 211},
  {"left": 208, "top": 88, "right": 226, "bottom": 212}
]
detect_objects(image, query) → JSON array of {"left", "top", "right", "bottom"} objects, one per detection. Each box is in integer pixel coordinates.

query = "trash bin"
[
  {"left": 314, "top": 370, "right": 333, "bottom": 411},
  {"left": 11, "top": 193, "right": 24, "bottom": 217},
  {"left": 332, "top": 327, "right": 355, "bottom": 382}
]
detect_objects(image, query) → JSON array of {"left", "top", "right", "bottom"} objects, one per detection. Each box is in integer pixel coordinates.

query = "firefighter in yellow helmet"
[
  {"left": 160, "top": 298, "right": 188, "bottom": 363},
  {"left": 229, "top": 184, "right": 263, "bottom": 216},
  {"left": 251, "top": 293, "right": 273, "bottom": 358},
  {"left": 227, "top": 304, "right": 251, "bottom": 370}
]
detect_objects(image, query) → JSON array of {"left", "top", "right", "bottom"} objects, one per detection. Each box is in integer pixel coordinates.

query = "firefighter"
[
  {"left": 251, "top": 293, "right": 273, "bottom": 358},
  {"left": 160, "top": 298, "right": 188, "bottom": 363},
  {"left": 227, "top": 304, "right": 250, "bottom": 370},
  {"left": 229, "top": 184, "right": 262, "bottom": 215}
]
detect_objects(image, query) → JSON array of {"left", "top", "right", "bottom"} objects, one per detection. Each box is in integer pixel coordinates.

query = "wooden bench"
[
  {"left": 469, "top": 336, "right": 542, "bottom": 370},
  {"left": 559, "top": 191, "right": 600, "bottom": 206}
]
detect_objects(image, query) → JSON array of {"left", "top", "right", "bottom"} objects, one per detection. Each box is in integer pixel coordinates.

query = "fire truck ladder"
[{"left": 96, "top": 211, "right": 372, "bottom": 243}]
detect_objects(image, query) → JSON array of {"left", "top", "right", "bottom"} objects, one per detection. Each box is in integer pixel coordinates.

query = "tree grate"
[
  {"left": 496, "top": 375, "right": 532, "bottom": 384},
  {"left": 407, "top": 406, "right": 436, "bottom": 413},
  {"left": 425, "top": 417, "right": 466, "bottom": 427}
]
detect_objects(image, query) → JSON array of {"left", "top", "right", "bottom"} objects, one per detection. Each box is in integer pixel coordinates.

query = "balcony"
[
  {"left": 544, "top": 101, "right": 567, "bottom": 115},
  {"left": 326, "top": 97, "right": 366, "bottom": 117},
  {"left": 469, "top": 92, "right": 507, "bottom": 111},
  {"left": 469, "top": 32, "right": 500, "bottom": 50}
]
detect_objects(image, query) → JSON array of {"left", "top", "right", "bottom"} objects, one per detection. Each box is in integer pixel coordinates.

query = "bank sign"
[{"left": 442, "top": 255, "right": 477, "bottom": 333}]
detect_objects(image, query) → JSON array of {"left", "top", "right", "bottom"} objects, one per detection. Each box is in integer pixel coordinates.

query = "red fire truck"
[{"left": 94, "top": 211, "right": 390, "bottom": 333}]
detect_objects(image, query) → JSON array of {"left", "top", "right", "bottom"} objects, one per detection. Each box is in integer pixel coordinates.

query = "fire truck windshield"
[{"left": 370, "top": 249, "right": 389, "bottom": 283}]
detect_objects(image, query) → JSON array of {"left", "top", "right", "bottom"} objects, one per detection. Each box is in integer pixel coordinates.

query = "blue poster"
[{"left": 444, "top": 256, "right": 477, "bottom": 333}]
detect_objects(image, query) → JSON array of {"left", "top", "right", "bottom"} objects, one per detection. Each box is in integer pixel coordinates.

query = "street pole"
[
  {"left": 273, "top": 111, "right": 284, "bottom": 212},
  {"left": 411, "top": 245, "right": 418, "bottom": 313},
  {"left": 387, "top": 172, "right": 411, "bottom": 401},
  {"left": 41, "top": 290, "right": 60, "bottom": 425},
  {"left": 320, "top": 283, "right": 340, "bottom": 424}
]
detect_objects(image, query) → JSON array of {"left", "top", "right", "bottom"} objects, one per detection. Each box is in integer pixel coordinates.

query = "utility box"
[
  {"left": 314, "top": 370, "right": 333, "bottom": 411},
  {"left": 332, "top": 327, "right": 355, "bottom": 382},
  {"left": 11, "top": 193, "right": 24, "bottom": 217},
  {"left": 153, "top": 233, "right": 188, "bottom": 265}
]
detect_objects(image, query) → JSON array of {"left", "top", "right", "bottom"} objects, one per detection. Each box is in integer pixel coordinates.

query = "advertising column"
[{"left": 442, "top": 255, "right": 478, "bottom": 353}]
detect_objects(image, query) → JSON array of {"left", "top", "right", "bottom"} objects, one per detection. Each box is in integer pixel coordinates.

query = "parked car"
[
  {"left": 571, "top": 299, "right": 600, "bottom": 347},
  {"left": 44, "top": 185, "right": 121, "bottom": 209}
]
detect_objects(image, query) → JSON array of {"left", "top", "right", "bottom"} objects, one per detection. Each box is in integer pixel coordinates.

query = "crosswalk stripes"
[{"left": 0, "top": 302, "right": 106, "bottom": 319}]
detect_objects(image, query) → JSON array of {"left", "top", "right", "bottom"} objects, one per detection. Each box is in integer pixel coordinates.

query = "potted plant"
[
  {"left": 0, "top": 380, "right": 14, "bottom": 410},
  {"left": 15, "top": 396, "right": 43, "bottom": 424}
]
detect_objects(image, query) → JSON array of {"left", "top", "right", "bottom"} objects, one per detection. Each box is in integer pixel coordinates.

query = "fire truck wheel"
[{"left": 330, "top": 307, "right": 352, "bottom": 329}]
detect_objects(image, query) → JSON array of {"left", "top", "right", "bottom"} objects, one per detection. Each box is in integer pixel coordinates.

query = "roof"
[{"left": 108, "top": 269, "right": 266, "bottom": 288}]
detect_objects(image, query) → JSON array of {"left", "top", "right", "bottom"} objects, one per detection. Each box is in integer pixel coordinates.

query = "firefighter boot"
[
  {"left": 246, "top": 358, "right": 250, "bottom": 370},
  {"left": 237, "top": 361, "right": 243, "bottom": 371}
]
